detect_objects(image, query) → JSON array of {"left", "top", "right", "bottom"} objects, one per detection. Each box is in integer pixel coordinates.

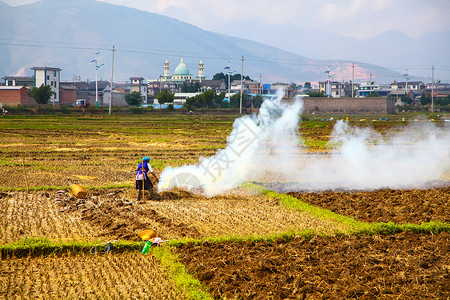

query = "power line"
[
  {"left": 2, "top": 39, "right": 450, "bottom": 83},
  {"left": 3, "top": 39, "right": 449, "bottom": 72}
]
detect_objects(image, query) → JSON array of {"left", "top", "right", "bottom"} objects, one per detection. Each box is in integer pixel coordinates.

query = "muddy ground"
[
  {"left": 175, "top": 232, "right": 449, "bottom": 299},
  {"left": 287, "top": 186, "right": 450, "bottom": 224}
]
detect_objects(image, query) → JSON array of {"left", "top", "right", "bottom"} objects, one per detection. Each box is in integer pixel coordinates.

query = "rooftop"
[{"left": 174, "top": 58, "right": 190, "bottom": 76}]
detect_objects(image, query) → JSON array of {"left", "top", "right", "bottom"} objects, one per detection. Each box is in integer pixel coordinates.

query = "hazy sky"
[{"left": 4, "top": 0, "right": 450, "bottom": 39}]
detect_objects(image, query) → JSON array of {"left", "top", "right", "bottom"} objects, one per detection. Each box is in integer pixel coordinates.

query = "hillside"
[{"left": 0, "top": 0, "right": 400, "bottom": 82}]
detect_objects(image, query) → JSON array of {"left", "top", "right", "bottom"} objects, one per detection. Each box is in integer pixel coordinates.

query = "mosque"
[{"left": 161, "top": 58, "right": 206, "bottom": 83}]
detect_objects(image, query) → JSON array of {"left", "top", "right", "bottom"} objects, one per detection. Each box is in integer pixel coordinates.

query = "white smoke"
[
  {"left": 158, "top": 90, "right": 302, "bottom": 196},
  {"left": 296, "top": 120, "right": 450, "bottom": 190},
  {"left": 158, "top": 92, "right": 450, "bottom": 195}
]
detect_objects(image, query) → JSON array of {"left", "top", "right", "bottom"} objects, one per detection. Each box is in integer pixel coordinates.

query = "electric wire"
[{"left": 1, "top": 38, "right": 449, "bottom": 82}]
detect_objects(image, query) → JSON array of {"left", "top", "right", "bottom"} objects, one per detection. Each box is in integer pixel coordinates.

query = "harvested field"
[
  {"left": 1, "top": 188, "right": 349, "bottom": 244},
  {"left": 1, "top": 113, "right": 449, "bottom": 299},
  {"left": 1, "top": 252, "right": 184, "bottom": 299},
  {"left": 176, "top": 232, "right": 450, "bottom": 299},
  {"left": 287, "top": 187, "right": 450, "bottom": 224},
  {"left": 0, "top": 191, "right": 98, "bottom": 244}
]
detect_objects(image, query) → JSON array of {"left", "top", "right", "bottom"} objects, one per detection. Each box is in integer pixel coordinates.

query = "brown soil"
[
  {"left": 54, "top": 188, "right": 201, "bottom": 241},
  {"left": 287, "top": 187, "right": 450, "bottom": 224},
  {"left": 175, "top": 232, "right": 450, "bottom": 299}
]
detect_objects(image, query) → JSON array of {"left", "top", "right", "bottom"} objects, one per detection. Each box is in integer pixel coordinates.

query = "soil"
[
  {"left": 175, "top": 232, "right": 450, "bottom": 299},
  {"left": 54, "top": 188, "right": 201, "bottom": 241},
  {"left": 286, "top": 187, "right": 450, "bottom": 224}
]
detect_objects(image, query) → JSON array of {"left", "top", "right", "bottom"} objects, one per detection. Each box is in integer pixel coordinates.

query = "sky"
[{"left": 3, "top": 0, "right": 450, "bottom": 39}]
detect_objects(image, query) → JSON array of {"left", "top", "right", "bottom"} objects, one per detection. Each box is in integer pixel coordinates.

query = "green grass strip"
[
  {"left": 244, "top": 182, "right": 450, "bottom": 235},
  {"left": 164, "top": 229, "right": 316, "bottom": 248},
  {"left": 356, "top": 221, "right": 450, "bottom": 235},
  {"left": 0, "top": 237, "right": 141, "bottom": 259},
  {"left": 150, "top": 246, "right": 213, "bottom": 300},
  {"left": 244, "top": 182, "right": 364, "bottom": 229}
]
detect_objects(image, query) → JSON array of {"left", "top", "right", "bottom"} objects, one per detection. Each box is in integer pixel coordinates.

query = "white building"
[
  {"left": 130, "top": 77, "right": 148, "bottom": 103},
  {"left": 318, "top": 81, "right": 345, "bottom": 98},
  {"left": 31, "top": 66, "right": 61, "bottom": 104},
  {"left": 359, "top": 80, "right": 380, "bottom": 92}
]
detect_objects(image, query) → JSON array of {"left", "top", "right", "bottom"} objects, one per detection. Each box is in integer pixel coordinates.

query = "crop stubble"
[
  {"left": 1, "top": 114, "right": 449, "bottom": 298},
  {"left": 1, "top": 252, "right": 184, "bottom": 299}
]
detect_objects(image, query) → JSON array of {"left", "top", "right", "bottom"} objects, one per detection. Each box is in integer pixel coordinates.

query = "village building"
[
  {"left": 149, "top": 58, "right": 208, "bottom": 97},
  {"left": 3, "top": 76, "right": 35, "bottom": 87},
  {"left": 0, "top": 86, "right": 36, "bottom": 107},
  {"left": 318, "top": 81, "right": 345, "bottom": 98},
  {"left": 130, "top": 77, "right": 148, "bottom": 103},
  {"left": 31, "top": 67, "right": 61, "bottom": 104}
]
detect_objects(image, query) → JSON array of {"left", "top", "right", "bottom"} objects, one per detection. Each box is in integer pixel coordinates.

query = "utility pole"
[
  {"left": 431, "top": 65, "right": 435, "bottom": 113},
  {"left": 109, "top": 45, "right": 115, "bottom": 115},
  {"left": 325, "top": 66, "right": 331, "bottom": 97},
  {"left": 227, "top": 60, "right": 231, "bottom": 109},
  {"left": 240, "top": 56, "right": 244, "bottom": 114},
  {"left": 404, "top": 69, "right": 409, "bottom": 96},
  {"left": 94, "top": 51, "right": 104, "bottom": 108},
  {"left": 351, "top": 62, "right": 355, "bottom": 98},
  {"left": 73, "top": 74, "right": 76, "bottom": 103},
  {"left": 259, "top": 74, "right": 262, "bottom": 95},
  {"left": 369, "top": 72, "right": 373, "bottom": 93}
]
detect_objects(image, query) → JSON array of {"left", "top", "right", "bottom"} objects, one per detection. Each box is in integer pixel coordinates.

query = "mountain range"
[
  {"left": 1, "top": 0, "right": 442, "bottom": 84},
  {"left": 215, "top": 21, "right": 450, "bottom": 80}
]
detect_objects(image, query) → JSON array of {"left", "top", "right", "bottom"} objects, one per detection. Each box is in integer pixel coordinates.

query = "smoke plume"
[{"left": 158, "top": 93, "right": 449, "bottom": 195}]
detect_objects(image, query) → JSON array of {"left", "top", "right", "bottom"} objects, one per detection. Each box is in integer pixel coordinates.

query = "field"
[{"left": 1, "top": 111, "right": 449, "bottom": 299}]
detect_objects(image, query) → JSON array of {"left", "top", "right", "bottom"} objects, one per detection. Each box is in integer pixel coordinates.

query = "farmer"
[{"left": 135, "top": 156, "right": 159, "bottom": 200}]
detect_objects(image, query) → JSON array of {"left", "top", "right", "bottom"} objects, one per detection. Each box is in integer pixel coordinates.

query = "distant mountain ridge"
[
  {"left": 0, "top": 0, "right": 401, "bottom": 83},
  {"left": 214, "top": 21, "right": 450, "bottom": 80}
]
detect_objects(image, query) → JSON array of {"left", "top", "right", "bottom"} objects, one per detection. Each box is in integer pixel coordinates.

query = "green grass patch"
[
  {"left": 356, "top": 221, "right": 450, "bottom": 235},
  {"left": 0, "top": 237, "right": 141, "bottom": 259},
  {"left": 150, "top": 246, "right": 213, "bottom": 300},
  {"left": 245, "top": 182, "right": 450, "bottom": 235},
  {"left": 245, "top": 182, "right": 363, "bottom": 229}
]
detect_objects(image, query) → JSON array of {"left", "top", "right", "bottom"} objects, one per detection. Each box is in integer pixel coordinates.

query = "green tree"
[
  {"left": 251, "top": 95, "right": 264, "bottom": 108},
  {"left": 436, "top": 95, "right": 450, "bottom": 106},
  {"left": 304, "top": 82, "right": 312, "bottom": 90},
  {"left": 124, "top": 91, "right": 143, "bottom": 106},
  {"left": 156, "top": 89, "right": 175, "bottom": 108},
  {"left": 366, "top": 91, "right": 380, "bottom": 97},
  {"left": 230, "top": 93, "right": 250, "bottom": 109},
  {"left": 401, "top": 94, "right": 412, "bottom": 105},
  {"left": 31, "top": 84, "right": 54, "bottom": 107},
  {"left": 181, "top": 82, "right": 200, "bottom": 92},
  {"left": 307, "top": 91, "right": 326, "bottom": 97},
  {"left": 183, "top": 96, "right": 197, "bottom": 110},
  {"left": 201, "top": 90, "right": 215, "bottom": 108},
  {"left": 214, "top": 92, "right": 227, "bottom": 108},
  {"left": 212, "top": 72, "right": 226, "bottom": 81},
  {"left": 419, "top": 93, "right": 431, "bottom": 106}
]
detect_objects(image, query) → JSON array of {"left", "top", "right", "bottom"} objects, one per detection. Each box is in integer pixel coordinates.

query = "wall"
[
  {"left": 293, "top": 97, "right": 396, "bottom": 114},
  {"left": 0, "top": 87, "right": 36, "bottom": 107},
  {"left": 60, "top": 88, "right": 78, "bottom": 106}
]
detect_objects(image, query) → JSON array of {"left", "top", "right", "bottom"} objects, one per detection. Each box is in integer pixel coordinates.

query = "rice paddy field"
[{"left": 1, "top": 111, "right": 449, "bottom": 299}]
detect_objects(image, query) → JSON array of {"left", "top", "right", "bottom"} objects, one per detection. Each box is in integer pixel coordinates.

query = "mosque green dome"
[{"left": 174, "top": 58, "right": 190, "bottom": 75}]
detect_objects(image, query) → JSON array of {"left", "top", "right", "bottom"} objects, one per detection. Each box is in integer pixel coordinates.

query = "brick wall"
[
  {"left": 0, "top": 87, "right": 36, "bottom": 107},
  {"left": 284, "top": 97, "right": 396, "bottom": 114},
  {"left": 60, "top": 88, "right": 77, "bottom": 106}
]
